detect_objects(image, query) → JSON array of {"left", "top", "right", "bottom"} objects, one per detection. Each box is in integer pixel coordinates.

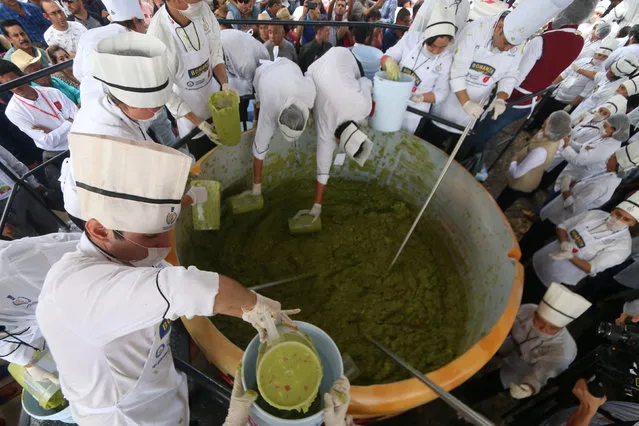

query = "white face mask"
[
  {"left": 606, "top": 216, "right": 628, "bottom": 232},
  {"left": 591, "top": 59, "right": 602, "bottom": 66},
  {"left": 116, "top": 232, "right": 172, "bottom": 267},
  {"left": 137, "top": 108, "right": 164, "bottom": 126},
  {"left": 420, "top": 44, "right": 433, "bottom": 57},
  {"left": 591, "top": 113, "right": 606, "bottom": 122},
  {"left": 181, "top": 1, "right": 206, "bottom": 19}
]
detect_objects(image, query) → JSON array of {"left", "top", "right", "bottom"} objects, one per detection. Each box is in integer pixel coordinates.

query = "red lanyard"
[{"left": 16, "top": 89, "right": 61, "bottom": 121}]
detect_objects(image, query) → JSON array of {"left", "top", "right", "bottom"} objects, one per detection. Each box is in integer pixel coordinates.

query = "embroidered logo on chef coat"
[
  {"left": 159, "top": 319, "right": 171, "bottom": 339},
  {"left": 53, "top": 101, "right": 62, "bottom": 111},
  {"left": 400, "top": 67, "right": 422, "bottom": 86},
  {"left": 470, "top": 62, "right": 495, "bottom": 77},
  {"left": 7, "top": 295, "right": 36, "bottom": 308},
  {"left": 166, "top": 207, "right": 178, "bottom": 226},
  {"left": 188, "top": 60, "right": 210, "bottom": 79},
  {"left": 569, "top": 230, "right": 586, "bottom": 249}
]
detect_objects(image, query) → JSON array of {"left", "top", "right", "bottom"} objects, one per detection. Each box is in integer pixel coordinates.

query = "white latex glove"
[
  {"left": 488, "top": 98, "right": 507, "bottom": 120},
  {"left": 410, "top": 94, "right": 424, "bottom": 103},
  {"left": 563, "top": 104, "right": 574, "bottom": 112},
  {"left": 462, "top": 100, "right": 484, "bottom": 119},
  {"left": 550, "top": 250, "right": 575, "bottom": 260},
  {"left": 186, "top": 186, "right": 208, "bottom": 204},
  {"left": 198, "top": 121, "right": 219, "bottom": 143},
  {"left": 571, "top": 63, "right": 581, "bottom": 72},
  {"left": 559, "top": 175, "right": 573, "bottom": 192},
  {"left": 560, "top": 241, "right": 577, "bottom": 253},
  {"left": 241, "top": 293, "right": 300, "bottom": 342},
  {"left": 26, "top": 365, "right": 59, "bottom": 385},
  {"left": 324, "top": 376, "right": 354, "bottom": 426},
  {"left": 222, "top": 82, "right": 240, "bottom": 97},
  {"left": 295, "top": 203, "right": 322, "bottom": 223},
  {"left": 222, "top": 368, "right": 258, "bottom": 426},
  {"left": 381, "top": 56, "right": 400, "bottom": 81},
  {"left": 509, "top": 383, "right": 533, "bottom": 399}
]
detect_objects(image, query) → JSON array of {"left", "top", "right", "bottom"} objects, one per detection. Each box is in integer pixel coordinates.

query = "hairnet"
[
  {"left": 545, "top": 111, "right": 572, "bottom": 140},
  {"left": 594, "top": 21, "right": 611, "bottom": 39},
  {"left": 279, "top": 104, "right": 306, "bottom": 131},
  {"left": 553, "top": 0, "right": 597, "bottom": 27},
  {"left": 606, "top": 113, "right": 631, "bottom": 141}
]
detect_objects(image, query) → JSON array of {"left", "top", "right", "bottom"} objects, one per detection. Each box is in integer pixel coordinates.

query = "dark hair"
[
  {"left": 366, "top": 9, "right": 381, "bottom": 21},
  {"left": 267, "top": 0, "right": 280, "bottom": 7},
  {"left": 0, "top": 59, "right": 23, "bottom": 77},
  {"left": 413, "top": 0, "right": 423, "bottom": 17},
  {"left": 115, "top": 18, "right": 138, "bottom": 29},
  {"left": 618, "top": 26, "right": 631, "bottom": 38},
  {"left": 270, "top": 17, "right": 289, "bottom": 33},
  {"left": 353, "top": 25, "right": 370, "bottom": 44},
  {"left": 1, "top": 19, "right": 24, "bottom": 36},
  {"left": 425, "top": 34, "right": 453, "bottom": 46},
  {"left": 314, "top": 16, "right": 328, "bottom": 33},
  {"left": 113, "top": 230, "right": 125, "bottom": 240},
  {"left": 46, "top": 45, "right": 67, "bottom": 64},
  {"left": 396, "top": 7, "right": 410, "bottom": 23}
]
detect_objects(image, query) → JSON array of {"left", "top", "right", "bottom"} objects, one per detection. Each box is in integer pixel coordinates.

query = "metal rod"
[
  {"left": 219, "top": 18, "right": 408, "bottom": 30},
  {"left": 249, "top": 272, "right": 317, "bottom": 291},
  {"left": 368, "top": 338, "right": 495, "bottom": 426},
  {"left": 173, "top": 356, "right": 232, "bottom": 405},
  {"left": 0, "top": 59, "right": 73, "bottom": 93},
  {"left": 388, "top": 103, "right": 483, "bottom": 270}
]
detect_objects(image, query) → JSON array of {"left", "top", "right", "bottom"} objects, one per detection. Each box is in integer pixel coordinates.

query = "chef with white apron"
[
  {"left": 532, "top": 196, "right": 638, "bottom": 288},
  {"left": 148, "top": 0, "right": 231, "bottom": 141},
  {"left": 36, "top": 134, "right": 297, "bottom": 425},
  {"left": 381, "top": 3, "right": 455, "bottom": 133}
]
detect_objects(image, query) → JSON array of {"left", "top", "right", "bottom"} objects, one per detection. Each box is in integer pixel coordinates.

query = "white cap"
[
  {"left": 595, "top": 37, "right": 618, "bottom": 56},
  {"left": 338, "top": 122, "right": 373, "bottom": 167},
  {"left": 594, "top": 4, "right": 606, "bottom": 13},
  {"left": 91, "top": 32, "right": 173, "bottom": 108},
  {"left": 69, "top": 133, "right": 192, "bottom": 233},
  {"left": 615, "top": 141, "right": 639, "bottom": 174},
  {"left": 600, "top": 94, "right": 627, "bottom": 114},
  {"left": 610, "top": 54, "right": 639, "bottom": 77},
  {"left": 537, "top": 283, "right": 592, "bottom": 328},
  {"left": 622, "top": 75, "right": 639, "bottom": 96},
  {"left": 102, "top": 0, "right": 144, "bottom": 21},
  {"left": 10, "top": 49, "right": 41, "bottom": 72},
  {"left": 503, "top": 0, "right": 576, "bottom": 45},
  {"left": 423, "top": 3, "right": 456, "bottom": 40},
  {"left": 278, "top": 98, "right": 309, "bottom": 142},
  {"left": 616, "top": 192, "right": 639, "bottom": 222}
]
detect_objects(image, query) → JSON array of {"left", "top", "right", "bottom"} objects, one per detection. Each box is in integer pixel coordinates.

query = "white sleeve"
[
  {"left": 60, "top": 91, "right": 79, "bottom": 120},
  {"left": 6, "top": 108, "right": 72, "bottom": 152},
  {"left": 497, "top": 48, "right": 523, "bottom": 96},
  {"left": 604, "top": 48, "right": 622, "bottom": 71},
  {"left": 385, "top": 32, "right": 409, "bottom": 62},
  {"left": 0, "top": 146, "right": 39, "bottom": 188},
  {"left": 561, "top": 140, "right": 620, "bottom": 166},
  {"left": 253, "top": 113, "right": 277, "bottom": 160},
  {"left": 432, "top": 54, "right": 452, "bottom": 104},
  {"left": 589, "top": 238, "right": 632, "bottom": 275},
  {"left": 508, "top": 148, "right": 548, "bottom": 179},
  {"left": 571, "top": 181, "right": 608, "bottom": 212},
  {"left": 205, "top": 10, "right": 225, "bottom": 68},
  {"left": 601, "top": 1, "right": 626, "bottom": 26},
  {"left": 516, "top": 37, "right": 543, "bottom": 86},
  {"left": 522, "top": 343, "right": 575, "bottom": 393},
  {"left": 316, "top": 126, "right": 336, "bottom": 185},
  {"left": 449, "top": 22, "right": 477, "bottom": 93},
  {"left": 623, "top": 299, "right": 639, "bottom": 316},
  {"left": 557, "top": 210, "right": 594, "bottom": 231}
]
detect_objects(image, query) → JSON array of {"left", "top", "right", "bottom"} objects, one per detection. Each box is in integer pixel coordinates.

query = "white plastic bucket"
[
  {"left": 22, "top": 391, "right": 75, "bottom": 423},
  {"left": 241, "top": 321, "right": 344, "bottom": 426},
  {"left": 371, "top": 71, "right": 414, "bottom": 133}
]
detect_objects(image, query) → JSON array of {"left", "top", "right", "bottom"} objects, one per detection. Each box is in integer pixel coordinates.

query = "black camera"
[{"left": 598, "top": 321, "right": 639, "bottom": 349}]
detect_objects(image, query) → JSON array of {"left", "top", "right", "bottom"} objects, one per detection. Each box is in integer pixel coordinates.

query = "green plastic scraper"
[{"left": 191, "top": 180, "right": 221, "bottom": 231}]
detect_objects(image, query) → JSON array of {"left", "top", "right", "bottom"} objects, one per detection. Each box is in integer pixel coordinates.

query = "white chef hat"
[
  {"left": 616, "top": 191, "right": 639, "bottom": 222},
  {"left": 537, "top": 283, "right": 592, "bottom": 328},
  {"left": 423, "top": 2, "right": 456, "bottom": 40},
  {"left": 610, "top": 54, "right": 639, "bottom": 77},
  {"left": 595, "top": 37, "right": 618, "bottom": 56},
  {"left": 69, "top": 133, "right": 192, "bottom": 233},
  {"left": 338, "top": 121, "right": 373, "bottom": 167},
  {"left": 622, "top": 75, "right": 639, "bottom": 96},
  {"left": 102, "top": 0, "right": 144, "bottom": 21},
  {"left": 278, "top": 98, "right": 309, "bottom": 142},
  {"left": 600, "top": 94, "right": 627, "bottom": 114},
  {"left": 615, "top": 141, "right": 639, "bottom": 175},
  {"left": 503, "top": 0, "right": 575, "bottom": 46},
  {"left": 594, "top": 4, "right": 606, "bottom": 13},
  {"left": 91, "top": 32, "right": 173, "bottom": 109}
]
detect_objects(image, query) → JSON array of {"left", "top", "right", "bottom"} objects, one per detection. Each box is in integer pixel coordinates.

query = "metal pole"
[{"left": 368, "top": 338, "right": 495, "bottom": 426}]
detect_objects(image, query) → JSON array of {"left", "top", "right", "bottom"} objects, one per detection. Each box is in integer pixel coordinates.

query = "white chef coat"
[
  {"left": 5, "top": 86, "right": 78, "bottom": 152},
  {"left": 601, "top": 0, "right": 639, "bottom": 29},
  {"left": 532, "top": 210, "right": 632, "bottom": 286},
  {"left": 615, "top": 237, "right": 639, "bottom": 289},
  {"left": 553, "top": 58, "right": 604, "bottom": 103},
  {"left": 0, "top": 145, "right": 39, "bottom": 201},
  {"left": 306, "top": 47, "right": 372, "bottom": 185},
  {"left": 577, "top": 22, "right": 596, "bottom": 38},
  {"left": 220, "top": 29, "right": 269, "bottom": 97},
  {"left": 431, "top": 13, "right": 524, "bottom": 134},
  {"left": 545, "top": 115, "right": 602, "bottom": 172},
  {"left": 44, "top": 22, "right": 87, "bottom": 54},
  {"left": 499, "top": 304, "right": 577, "bottom": 393},
  {"left": 540, "top": 172, "right": 622, "bottom": 225},
  {"left": 36, "top": 233, "right": 220, "bottom": 426},
  {"left": 409, "top": 0, "right": 470, "bottom": 37},
  {"left": 570, "top": 71, "right": 627, "bottom": 120},
  {"left": 576, "top": 34, "right": 604, "bottom": 61},
  {"left": 554, "top": 135, "right": 622, "bottom": 191},
  {"left": 603, "top": 43, "right": 639, "bottom": 70},
  {"left": 385, "top": 31, "right": 453, "bottom": 133},
  {"left": 0, "top": 232, "right": 81, "bottom": 365},
  {"left": 252, "top": 58, "right": 316, "bottom": 160},
  {"left": 148, "top": 5, "right": 225, "bottom": 137}
]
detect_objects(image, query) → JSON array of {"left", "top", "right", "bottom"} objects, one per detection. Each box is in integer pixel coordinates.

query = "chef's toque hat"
[
  {"left": 423, "top": 2, "right": 456, "bottom": 40},
  {"left": 595, "top": 37, "right": 618, "bottom": 56},
  {"left": 338, "top": 121, "right": 373, "bottom": 167},
  {"left": 503, "top": 0, "right": 576, "bottom": 46},
  {"left": 611, "top": 54, "right": 639, "bottom": 77},
  {"left": 91, "top": 32, "right": 173, "bottom": 108},
  {"left": 69, "top": 134, "right": 192, "bottom": 233},
  {"left": 600, "top": 94, "right": 627, "bottom": 114},
  {"left": 278, "top": 98, "right": 309, "bottom": 142},
  {"left": 102, "top": 0, "right": 144, "bottom": 21},
  {"left": 622, "top": 75, "right": 639, "bottom": 96},
  {"left": 10, "top": 49, "right": 41, "bottom": 72},
  {"left": 616, "top": 191, "right": 639, "bottom": 222},
  {"left": 537, "top": 283, "right": 592, "bottom": 328},
  {"left": 615, "top": 141, "right": 639, "bottom": 174}
]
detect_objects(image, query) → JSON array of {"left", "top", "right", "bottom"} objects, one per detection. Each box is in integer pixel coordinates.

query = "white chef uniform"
[
  {"left": 306, "top": 47, "right": 372, "bottom": 185},
  {"left": 252, "top": 58, "right": 316, "bottom": 160},
  {"left": 385, "top": 4, "right": 455, "bottom": 133},
  {"left": 601, "top": 0, "right": 639, "bottom": 30},
  {"left": 408, "top": 0, "right": 470, "bottom": 37},
  {"left": 533, "top": 210, "right": 633, "bottom": 286},
  {"left": 431, "top": 13, "right": 524, "bottom": 133},
  {"left": 220, "top": 29, "right": 270, "bottom": 97},
  {"left": 553, "top": 57, "right": 605, "bottom": 103},
  {"left": 614, "top": 237, "right": 639, "bottom": 288},
  {"left": 603, "top": 43, "right": 639, "bottom": 70},
  {"left": 36, "top": 134, "right": 215, "bottom": 426},
  {"left": 5, "top": 86, "right": 78, "bottom": 152},
  {"left": 147, "top": 3, "right": 225, "bottom": 137},
  {"left": 0, "top": 232, "right": 81, "bottom": 365},
  {"left": 540, "top": 171, "right": 622, "bottom": 225}
]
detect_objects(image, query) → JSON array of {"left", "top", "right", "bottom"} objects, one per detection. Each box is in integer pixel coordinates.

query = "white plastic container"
[
  {"left": 22, "top": 391, "right": 75, "bottom": 423},
  {"left": 241, "top": 321, "right": 344, "bottom": 426},
  {"left": 371, "top": 71, "right": 414, "bottom": 133}
]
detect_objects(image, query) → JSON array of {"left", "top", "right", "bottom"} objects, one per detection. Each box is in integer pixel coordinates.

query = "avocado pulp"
[{"left": 181, "top": 179, "right": 468, "bottom": 385}]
